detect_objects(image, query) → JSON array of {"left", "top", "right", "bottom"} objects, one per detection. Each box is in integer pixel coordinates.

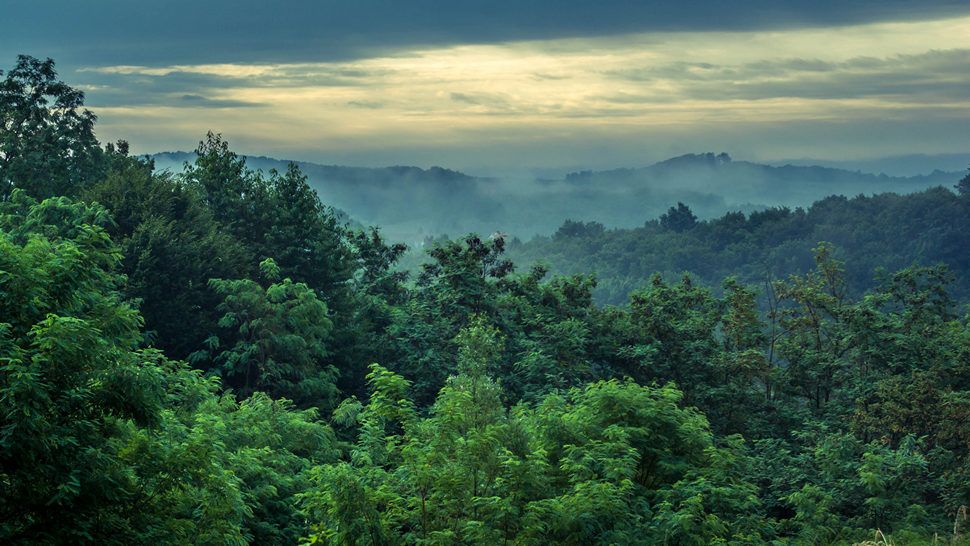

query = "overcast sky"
[{"left": 3, "top": 1, "right": 970, "bottom": 170}]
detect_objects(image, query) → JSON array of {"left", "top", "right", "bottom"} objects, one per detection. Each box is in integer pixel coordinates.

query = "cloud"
[
  {"left": 81, "top": 64, "right": 383, "bottom": 87},
  {"left": 9, "top": 11, "right": 970, "bottom": 169},
  {"left": 532, "top": 72, "right": 571, "bottom": 81},
  {"left": 77, "top": 63, "right": 387, "bottom": 108},
  {"left": 605, "top": 49, "right": 970, "bottom": 103},
  {"left": 347, "top": 100, "right": 384, "bottom": 109},
  {"left": 178, "top": 94, "right": 265, "bottom": 108},
  {"left": 449, "top": 92, "right": 512, "bottom": 108},
  {"left": 4, "top": 1, "right": 970, "bottom": 68},
  {"left": 449, "top": 92, "right": 480, "bottom": 105}
]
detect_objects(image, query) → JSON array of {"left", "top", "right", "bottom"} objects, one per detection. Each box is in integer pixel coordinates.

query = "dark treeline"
[
  {"left": 509, "top": 188, "right": 970, "bottom": 306},
  {"left": 2, "top": 55, "right": 970, "bottom": 545}
]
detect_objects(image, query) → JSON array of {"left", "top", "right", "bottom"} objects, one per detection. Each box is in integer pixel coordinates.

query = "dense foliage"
[
  {"left": 509, "top": 190, "right": 970, "bottom": 305},
  {"left": 2, "top": 55, "right": 970, "bottom": 545}
]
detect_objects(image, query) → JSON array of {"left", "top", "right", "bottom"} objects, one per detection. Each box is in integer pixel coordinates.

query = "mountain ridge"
[
  {"left": 151, "top": 150, "right": 964, "bottom": 182},
  {"left": 150, "top": 151, "right": 964, "bottom": 242}
]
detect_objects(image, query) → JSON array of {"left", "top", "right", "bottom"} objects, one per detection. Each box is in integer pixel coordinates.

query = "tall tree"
[
  {"left": 83, "top": 148, "right": 251, "bottom": 358},
  {"left": 192, "top": 259, "right": 339, "bottom": 409},
  {"left": 0, "top": 56, "right": 103, "bottom": 199},
  {"left": 957, "top": 165, "right": 970, "bottom": 196}
]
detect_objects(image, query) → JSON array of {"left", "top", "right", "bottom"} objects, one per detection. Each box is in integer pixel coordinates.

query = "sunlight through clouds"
[{"left": 81, "top": 15, "right": 970, "bottom": 167}]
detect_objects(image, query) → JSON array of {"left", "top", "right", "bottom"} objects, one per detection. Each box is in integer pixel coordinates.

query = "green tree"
[
  {"left": 659, "top": 202, "right": 697, "bottom": 232},
  {"left": 0, "top": 193, "right": 340, "bottom": 544},
  {"left": 182, "top": 132, "right": 266, "bottom": 235},
  {"left": 618, "top": 274, "right": 722, "bottom": 409},
  {"left": 956, "top": 165, "right": 970, "bottom": 196},
  {"left": 773, "top": 243, "right": 851, "bottom": 414},
  {"left": 0, "top": 55, "right": 103, "bottom": 199},
  {"left": 192, "top": 259, "right": 338, "bottom": 409},
  {"left": 82, "top": 149, "right": 250, "bottom": 358}
]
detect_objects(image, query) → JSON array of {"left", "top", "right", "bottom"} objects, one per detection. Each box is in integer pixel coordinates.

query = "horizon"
[{"left": 148, "top": 148, "right": 970, "bottom": 180}]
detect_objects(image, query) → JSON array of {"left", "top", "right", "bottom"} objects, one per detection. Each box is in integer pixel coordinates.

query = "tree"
[
  {"left": 386, "top": 234, "right": 513, "bottom": 405},
  {"left": 711, "top": 277, "right": 774, "bottom": 436},
  {"left": 0, "top": 56, "right": 103, "bottom": 199},
  {"left": 0, "top": 193, "right": 203, "bottom": 542},
  {"left": 303, "top": 318, "right": 773, "bottom": 545},
  {"left": 0, "top": 194, "right": 340, "bottom": 544},
  {"left": 555, "top": 219, "right": 606, "bottom": 239},
  {"left": 957, "top": 166, "right": 970, "bottom": 196},
  {"left": 619, "top": 273, "right": 722, "bottom": 409},
  {"left": 82, "top": 150, "right": 251, "bottom": 358},
  {"left": 659, "top": 202, "right": 697, "bottom": 232},
  {"left": 264, "top": 163, "right": 354, "bottom": 294},
  {"left": 181, "top": 136, "right": 365, "bottom": 392},
  {"left": 181, "top": 134, "right": 355, "bottom": 298},
  {"left": 182, "top": 132, "right": 264, "bottom": 233},
  {"left": 192, "top": 259, "right": 339, "bottom": 409},
  {"left": 773, "top": 243, "right": 850, "bottom": 414}
]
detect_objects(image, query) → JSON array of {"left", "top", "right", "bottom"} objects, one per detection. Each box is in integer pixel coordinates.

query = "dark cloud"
[
  {"left": 79, "top": 71, "right": 250, "bottom": 100},
  {"left": 78, "top": 72, "right": 249, "bottom": 108},
  {"left": 82, "top": 66, "right": 379, "bottom": 89},
  {"left": 450, "top": 92, "right": 485, "bottom": 105},
  {"left": 2, "top": 1, "right": 969, "bottom": 67},
  {"left": 82, "top": 84, "right": 266, "bottom": 108},
  {"left": 597, "top": 91, "right": 681, "bottom": 105},
  {"left": 76, "top": 65, "right": 382, "bottom": 108},
  {"left": 532, "top": 73, "right": 571, "bottom": 81},
  {"left": 347, "top": 100, "right": 384, "bottom": 109},
  {"left": 178, "top": 94, "right": 265, "bottom": 108},
  {"left": 449, "top": 92, "right": 516, "bottom": 111}
]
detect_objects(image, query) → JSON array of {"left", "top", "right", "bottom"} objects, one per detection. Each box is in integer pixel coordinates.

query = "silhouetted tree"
[{"left": 660, "top": 201, "right": 698, "bottom": 232}]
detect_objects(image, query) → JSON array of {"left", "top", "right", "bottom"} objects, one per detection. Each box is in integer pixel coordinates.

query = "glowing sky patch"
[{"left": 71, "top": 15, "right": 970, "bottom": 169}]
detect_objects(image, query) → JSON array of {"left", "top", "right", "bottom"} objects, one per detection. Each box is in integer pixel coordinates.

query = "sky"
[{"left": 3, "top": 1, "right": 970, "bottom": 171}]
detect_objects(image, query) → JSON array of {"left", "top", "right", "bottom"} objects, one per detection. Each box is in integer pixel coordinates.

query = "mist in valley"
[{"left": 152, "top": 150, "right": 963, "bottom": 245}]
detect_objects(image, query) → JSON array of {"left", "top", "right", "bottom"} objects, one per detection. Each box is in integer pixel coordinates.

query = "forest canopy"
[
  {"left": 2, "top": 55, "right": 970, "bottom": 545},
  {"left": 508, "top": 188, "right": 970, "bottom": 306}
]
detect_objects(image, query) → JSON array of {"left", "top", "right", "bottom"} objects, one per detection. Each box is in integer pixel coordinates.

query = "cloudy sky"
[{"left": 3, "top": 1, "right": 970, "bottom": 170}]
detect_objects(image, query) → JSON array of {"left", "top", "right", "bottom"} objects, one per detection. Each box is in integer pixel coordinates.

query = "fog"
[{"left": 152, "top": 151, "right": 962, "bottom": 244}]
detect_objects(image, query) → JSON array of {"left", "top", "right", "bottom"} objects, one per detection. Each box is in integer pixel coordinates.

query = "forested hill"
[
  {"left": 509, "top": 187, "right": 970, "bottom": 305},
  {"left": 557, "top": 152, "right": 958, "bottom": 205},
  {"left": 153, "top": 151, "right": 498, "bottom": 240},
  {"left": 152, "top": 151, "right": 962, "bottom": 243}
]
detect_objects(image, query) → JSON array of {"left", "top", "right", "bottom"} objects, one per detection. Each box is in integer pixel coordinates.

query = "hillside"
[{"left": 508, "top": 186, "right": 970, "bottom": 305}]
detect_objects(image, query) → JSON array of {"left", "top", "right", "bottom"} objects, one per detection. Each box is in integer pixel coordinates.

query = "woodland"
[{"left": 2, "top": 55, "right": 970, "bottom": 545}]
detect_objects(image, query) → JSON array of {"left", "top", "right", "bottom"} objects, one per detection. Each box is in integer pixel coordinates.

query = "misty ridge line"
[
  {"left": 150, "top": 150, "right": 966, "bottom": 244},
  {"left": 150, "top": 150, "right": 967, "bottom": 179}
]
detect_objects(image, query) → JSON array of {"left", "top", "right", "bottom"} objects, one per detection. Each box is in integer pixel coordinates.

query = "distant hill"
[
  {"left": 151, "top": 151, "right": 963, "bottom": 243},
  {"left": 507, "top": 187, "right": 970, "bottom": 306},
  {"left": 556, "top": 152, "right": 958, "bottom": 208},
  {"left": 774, "top": 152, "right": 970, "bottom": 177},
  {"left": 152, "top": 152, "right": 498, "bottom": 241}
]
